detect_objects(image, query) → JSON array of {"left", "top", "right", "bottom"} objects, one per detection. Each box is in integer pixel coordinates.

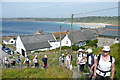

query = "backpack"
[
  {"left": 87, "top": 53, "right": 95, "bottom": 65},
  {"left": 97, "top": 54, "right": 112, "bottom": 64},
  {"left": 77, "top": 53, "right": 84, "bottom": 58}
]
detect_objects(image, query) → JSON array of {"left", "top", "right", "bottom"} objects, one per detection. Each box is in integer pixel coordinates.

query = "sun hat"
[
  {"left": 78, "top": 49, "right": 83, "bottom": 51},
  {"left": 44, "top": 55, "right": 47, "bottom": 58},
  {"left": 62, "top": 54, "right": 64, "bottom": 56},
  {"left": 102, "top": 46, "right": 110, "bottom": 51},
  {"left": 86, "top": 49, "right": 93, "bottom": 53}
]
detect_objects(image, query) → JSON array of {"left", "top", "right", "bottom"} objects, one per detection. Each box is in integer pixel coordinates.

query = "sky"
[{"left": 1, "top": 2, "right": 119, "bottom": 18}]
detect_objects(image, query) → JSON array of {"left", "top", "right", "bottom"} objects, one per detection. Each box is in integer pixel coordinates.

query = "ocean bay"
[{"left": 2, "top": 21, "right": 81, "bottom": 36}]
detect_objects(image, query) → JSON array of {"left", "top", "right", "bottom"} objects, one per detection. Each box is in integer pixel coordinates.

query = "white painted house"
[
  {"left": 61, "top": 29, "right": 96, "bottom": 47},
  {"left": 3, "top": 38, "right": 16, "bottom": 45},
  {"left": 16, "top": 34, "right": 56, "bottom": 57}
]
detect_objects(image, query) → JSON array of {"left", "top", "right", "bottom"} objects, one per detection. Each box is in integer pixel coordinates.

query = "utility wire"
[{"left": 73, "top": 7, "right": 118, "bottom": 16}]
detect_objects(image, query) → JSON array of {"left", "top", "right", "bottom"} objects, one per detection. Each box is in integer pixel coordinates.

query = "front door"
[{"left": 21, "top": 49, "right": 25, "bottom": 57}]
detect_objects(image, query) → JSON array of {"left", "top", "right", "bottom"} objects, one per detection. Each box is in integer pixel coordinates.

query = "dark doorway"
[{"left": 21, "top": 49, "right": 25, "bottom": 57}]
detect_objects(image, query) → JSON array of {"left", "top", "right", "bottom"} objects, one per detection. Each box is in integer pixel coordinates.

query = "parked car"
[{"left": 4, "top": 48, "right": 11, "bottom": 55}]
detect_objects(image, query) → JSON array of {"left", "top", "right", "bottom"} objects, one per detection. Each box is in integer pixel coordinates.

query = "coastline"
[
  {"left": 57, "top": 21, "right": 111, "bottom": 28},
  {"left": 2, "top": 19, "right": 111, "bottom": 28}
]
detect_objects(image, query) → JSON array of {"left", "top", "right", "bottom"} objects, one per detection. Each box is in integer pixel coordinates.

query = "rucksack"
[
  {"left": 77, "top": 53, "right": 84, "bottom": 58},
  {"left": 87, "top": 53, "right": 95, "bottom": 65},
  {"left": 97, "top": 54, "right": 112, "bottom": 64}
]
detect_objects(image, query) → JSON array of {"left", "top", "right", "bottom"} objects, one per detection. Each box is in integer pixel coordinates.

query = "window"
[
  {"left": 11, "top": 41, "right": 14, "bottom": 43},
  {"left": 66, "top": 41, "right": 68, "bottom": 44}
]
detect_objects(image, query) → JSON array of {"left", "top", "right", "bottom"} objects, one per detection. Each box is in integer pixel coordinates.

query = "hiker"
[
  {"left": 94, "top": 46, "right": 115, "bottom": 80},
  {"left": 23, "top": 56, "right": 31, "bottom": 67},
  {"left": 42, "top": 55, "right": 48, "bottom": 68},
  {"left": 3, "top": 57, "right": 10, "bottom": 68},
  {"left": 16, "top": 56, "right": 21, "bottom": 67},
  {"left": 86, "top": 49, "right": 95, "bottom": 80},
  {"left": 76, "top": 49, "right": 86, "bottom": 72},
  {"left": 33, "top": 55, "right": 39, "bottom": 67},
  {"left": 10, "top": 57, "right": 16, "bottom": 68},
  {"left": 59, "top": 54, "right": 63, "bottom": 66},
  {"left": 65, "top": 52, "right": 73, "bottom": 70},
  {"left": 59, "top": 54, "right": 65, "bottom": 66}
]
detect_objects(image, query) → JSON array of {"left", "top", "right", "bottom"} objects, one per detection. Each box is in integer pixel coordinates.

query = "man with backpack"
[
  {"left": 76, "top": 49, "right": 86, "bottom": 72},
  {"left": 33, "top": 55, "right": 39, "bottom": 67},
  {"left": 23, "top": 56, "right": 31, "bottom": 67},
  {"left": 42, "top": 55, "right": 48, "bottom": 68},
  {"left": 86, "top": 49, "right": 95, "bottom": 80},
  {"left": 94, "top": 46, "right": 115, "bottom": 80}
]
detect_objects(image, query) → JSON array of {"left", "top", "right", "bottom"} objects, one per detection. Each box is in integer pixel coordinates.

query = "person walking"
[
  {"left": 3, "top": 57, "right": 10, "bottom": 68},
  {"left": 10, "top": 57, "right": 16, "bottom": 68},
  {"left": 76, "top": 49, "right": 86, "bottom": 72},
  {"left": 65, "top": 52, "right": 73, "bottom": 70},
  {"left": 33, "top": 55, "right": 39, "bottom": 67},
  {"left": 94, "top": 46, "right": 115, "bottom": 80},
  {"left": 86, "top": 49, "right": 95, "bottom": 80},
  {"left": 16, "top": 56, "right": 21, "bottom": 67},
  {"left": 42, "top": 55, "right": 48, "bottom": 68},
  {"left": 23, "top": 56, "right": 31, "bottom": 67}
]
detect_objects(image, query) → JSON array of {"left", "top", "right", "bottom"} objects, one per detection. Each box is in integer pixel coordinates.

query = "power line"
[{"left": 73, "top": 7, "right": 118, "bottom": 16}]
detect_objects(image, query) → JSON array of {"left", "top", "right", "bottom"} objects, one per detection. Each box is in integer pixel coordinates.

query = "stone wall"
[{"left": 97, "top": 36, "right": 116, "bottom": 47}]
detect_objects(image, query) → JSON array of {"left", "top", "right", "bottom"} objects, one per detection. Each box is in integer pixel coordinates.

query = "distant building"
[
  {"left": 61, "top": 29, "right": 96, "bottom": 47},
  {"left": 16, "top": 34, "right": 56, "bottom": 57},
  {"left": 3, "top": 38, "right": 16, "bottom": 45},
  {"left": 97, "top": 25, "right": 120, "bottom": 47}
]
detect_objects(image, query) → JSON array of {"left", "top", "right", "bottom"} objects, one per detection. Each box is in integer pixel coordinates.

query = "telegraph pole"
[
  {"left": 70, "top": 14, "right": 74, "bottom": 51},
  {"left": 60, "top": 25, "right": 62, "bottom": 54}
]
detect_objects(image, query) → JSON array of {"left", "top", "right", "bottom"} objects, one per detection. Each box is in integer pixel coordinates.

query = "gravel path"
[{"left": 72, "top": 67, "right": 81, "bottom": 80}]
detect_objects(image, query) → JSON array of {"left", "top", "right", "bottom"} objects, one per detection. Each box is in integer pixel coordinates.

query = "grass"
[
  {"left": 2, "top": 66, "right": 72, "bottom": 78},
  {"left": 2, "top": 43, "right": 120, "bottom": 79},
  {"left": 2, "top": 51, "right": 72, "bottom": 78}
]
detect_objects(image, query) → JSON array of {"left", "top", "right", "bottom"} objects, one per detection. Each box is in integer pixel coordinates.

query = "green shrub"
[{"left": 86, "top": 39, "right": 98, "bottom": 47}]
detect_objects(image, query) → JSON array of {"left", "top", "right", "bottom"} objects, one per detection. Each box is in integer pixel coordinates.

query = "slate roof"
[
  {"left": 98, "top": 25, "right": 120, "bottom": 37},
  {"left": 20, "top": 34, "right": 55, "bottom": 51},
  {"left": 105, "top": 25, "right": 119, "bottom": 29},
  {"left": 68, "top": 30, "right": 87, "bottom": 44},
  {"left": 82, "top": 29, "right": 96, "bottom": 40}
]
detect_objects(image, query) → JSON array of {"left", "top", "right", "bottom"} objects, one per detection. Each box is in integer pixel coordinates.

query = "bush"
[
  {"left": 86, "top": 39, "right": 98, "bottom": 47},
  {"left": 72, "top": 45, "right": 79, "bottom": 51}
]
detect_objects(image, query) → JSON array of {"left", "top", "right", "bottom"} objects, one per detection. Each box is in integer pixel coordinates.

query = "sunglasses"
[{"left": 103, "top": 51, "right": 110, "bottom": 53}]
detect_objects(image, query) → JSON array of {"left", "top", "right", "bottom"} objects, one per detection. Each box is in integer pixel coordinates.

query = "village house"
[
  {"left": 61, "top": 29, "right": 96, "bottom": 47},
  {"left": 2, "top": 38, "right": 16, "bottom": 45},
  {"left": 16, "top": 34, "right": 56, "bottom": 57},
  {"left": 97, "top": 25, "right": 120, "bottom": 47}
]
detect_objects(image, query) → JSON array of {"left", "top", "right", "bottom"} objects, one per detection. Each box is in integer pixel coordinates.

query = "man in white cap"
[
  {"left": 86, "top": 48, "right": 95, "bottom": 80},
  {"left": 94, "top": 46, "right": 115, "bottom": 80},
  {"left": 76, "top": 48, "right": 86, "bottom": 72}
]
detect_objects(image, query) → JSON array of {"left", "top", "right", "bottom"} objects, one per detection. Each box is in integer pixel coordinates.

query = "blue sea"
[{"left": 1, "top": 21, "right": 81, "bottom": 36}]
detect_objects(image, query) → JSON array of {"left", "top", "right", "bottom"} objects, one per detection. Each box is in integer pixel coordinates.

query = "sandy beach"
[{"left": 57, "top": 21, "right": 111, "bottom": 28}]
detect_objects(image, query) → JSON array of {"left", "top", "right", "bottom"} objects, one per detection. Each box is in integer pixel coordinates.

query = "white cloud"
[{"left": 1, "top": 0, "right": 120, "bottom": 2}]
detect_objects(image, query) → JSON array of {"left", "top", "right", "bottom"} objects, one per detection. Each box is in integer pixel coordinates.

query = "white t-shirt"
[
  {"left": 95, "top": 55, "right": 115, "bottom": 77},
  {"left": 66, "top": 55, "right": 70, "bottom": 61},
  {"left": 33, "top": 58, "right": 38, "bottom": 63},
  {"left": 88, "top": 56, "right": 92, "bottom": 65},
  {"left": 77, "top": 53, "right": 86, "bottom": 64}
]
